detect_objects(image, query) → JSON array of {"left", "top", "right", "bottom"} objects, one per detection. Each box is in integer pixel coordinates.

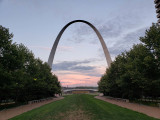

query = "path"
[
  {"left": 95, "top": 96, "right": 160, "bottom": 119},
  {"left": 0, "top": 97, "right": 64, "bottom": 120}
]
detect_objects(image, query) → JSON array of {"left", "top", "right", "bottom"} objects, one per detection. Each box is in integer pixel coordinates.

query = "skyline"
[{"left": 0, "top": 0, "right": 157, "bottom": 87}]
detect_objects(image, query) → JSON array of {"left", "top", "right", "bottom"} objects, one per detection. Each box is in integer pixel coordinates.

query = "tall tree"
[
  {"left": 140, "top": 23, "right": 160, "bottom": 71},
  {"left": 0, "top": 25, "right": 62, "bottom": 103}
]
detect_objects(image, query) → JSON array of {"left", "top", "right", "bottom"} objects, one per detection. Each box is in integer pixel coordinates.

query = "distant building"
[
  {"left": 63, "top": 89, "right": 98, "bottom": 94},
  {"left": 155, "top": 0, "right": 160, "bottom": 23}
]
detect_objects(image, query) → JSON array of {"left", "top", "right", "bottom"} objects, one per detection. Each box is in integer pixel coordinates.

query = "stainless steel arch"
[{"left": 48, "top": 20, "right": 112, "bottom": 69}]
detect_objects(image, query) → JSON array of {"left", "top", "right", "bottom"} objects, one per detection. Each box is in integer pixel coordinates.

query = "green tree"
[
  {"left": 140, "top": 23, "right": 160, "bottom": 98},
  {"left": 98, "top": 43, "right": 160, "bottom": 99},
  {"left": 121, "top": 44, "right": 157, "bottom": 99},
  {"left": 140, "top": 23, "right": 160, "bottom": 70},
  {"left": 0, "top": 25, "right": 62, "bottom": 103},
  {"left": 0, "top": 25, "right": 14, "bottom": 101}
]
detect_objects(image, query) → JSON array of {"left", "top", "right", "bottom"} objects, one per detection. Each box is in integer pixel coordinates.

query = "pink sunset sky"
[
  {"left": 53, "top": 65, "right": 106, "bottom": 87},
  {"left": 0, "top": 0, "right": 156, "bottom": 87}
]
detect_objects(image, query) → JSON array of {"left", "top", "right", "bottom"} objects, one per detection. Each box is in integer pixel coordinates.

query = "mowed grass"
[{"left": 10, "top": 94, "right": 159, "bottom": 120}]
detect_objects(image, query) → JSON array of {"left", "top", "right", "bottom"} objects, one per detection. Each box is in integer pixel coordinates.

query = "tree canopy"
[{"left": 0, "top": 25, "right": 61, "bottom": 103}]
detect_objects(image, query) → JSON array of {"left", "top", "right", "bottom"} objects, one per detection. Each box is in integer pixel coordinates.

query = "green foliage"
[
  {"left": 10, "top": 94, "right": 158, "bottom": 120},
  {"left": 98, "top": 23, "right": 160, "bottom": 100},
  {"left": 140, "top": 23, "right": 160, "bottom": 69},
  {"left": 0, "top": 25, "right": 61, "bottom": 103}
]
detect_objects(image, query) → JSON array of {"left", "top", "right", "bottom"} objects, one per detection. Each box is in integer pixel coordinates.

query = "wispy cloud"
[
  {"left": 63, "top": 0, "right": 155, "bottom": 61},
  {"left": 29, "top": 46, "right": 51, "bottom": 51},
  {"left": 29, "top": 45, "right": 73, "bottom": 52},
  {"left": 66, "top": 13, "right": 147, "bottom": 44},
  {"left": 58, "top": 46, "right": 73, "bottom": 51},
  {"left": 52, "top": 60, "right": 94, "bottom": 71},
  {"left": 52, "top": 59, "right": 105, "bottom": 76},
  {"left": 108, "top": 26, "right": 148, "bottom": 57}
]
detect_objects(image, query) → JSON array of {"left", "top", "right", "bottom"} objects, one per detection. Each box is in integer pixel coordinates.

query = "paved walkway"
[
  {"left": 0, "top": 97, "right": 64, "bottom": 120},
  {"left": 95, "top": 96, "right": 160, "bottom": 119}
]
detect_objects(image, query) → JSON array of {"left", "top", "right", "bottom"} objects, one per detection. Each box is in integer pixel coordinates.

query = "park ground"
[{"left": 8, "top": 94, "right": 160, "bottom": 120}]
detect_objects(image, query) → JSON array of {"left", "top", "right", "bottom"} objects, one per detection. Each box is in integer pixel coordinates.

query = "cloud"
[
  {"left": 58, "top": 46, "right": 73, "bottom": 51},
  {"left": 29, "top": 45, "right": 73, "bottom": 52},
  {"left": 52, "top": 59, "right": 105, "bottom": 77},
  {"left": 60, "top": 81, "right": 71, "bottom": 83},
  {"left": 96, "top": 25, "right": 148, "bottom": 60},
  {"left": 64, "top": 0, "right": 155, "bottom": 59},
  {"left": 29, "top": 46, "right": 51, "bottom": 51},
  {"left": 71, "top": 66, "right": 94, "bottom": 71},
  {"left": 122, "top": 27, "right": 147, "bottom": 44},
  {"left": 108, "top": 26, "right": 148, "bottom": 57},
  {"left": 52, "top": 60, "right": 94, "bottom": 71},
  {"left": 67, "top": 11, "right": 147, "bottom": 44},
  {"left": 67, "top": 35, "right": 85, "bottom": 43}
]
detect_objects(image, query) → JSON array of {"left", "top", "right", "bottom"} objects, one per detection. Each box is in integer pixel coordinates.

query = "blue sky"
[{"left": 0, "top": 0, "right": 157, "bottom": 86}]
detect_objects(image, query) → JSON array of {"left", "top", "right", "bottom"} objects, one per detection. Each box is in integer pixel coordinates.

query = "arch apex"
[{"left": 48, "top": 20, "right": 112, "bottom": 69}]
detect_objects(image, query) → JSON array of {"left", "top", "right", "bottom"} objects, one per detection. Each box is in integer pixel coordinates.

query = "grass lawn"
[{"left": 10, "top": 94, "right": 159, "bottom": 120}]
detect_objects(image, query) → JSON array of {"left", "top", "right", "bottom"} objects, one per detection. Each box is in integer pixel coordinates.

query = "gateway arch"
[{"left": 48, "top": 20, "right": 112, "bottom": 69}]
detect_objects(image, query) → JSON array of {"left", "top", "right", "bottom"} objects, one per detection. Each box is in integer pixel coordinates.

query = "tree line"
[
  {"left": 98, "top": 23, "right": 160, "bottom": 100},
  {"left": 0, "top": 25, "right": 61, "bottom": 103}
]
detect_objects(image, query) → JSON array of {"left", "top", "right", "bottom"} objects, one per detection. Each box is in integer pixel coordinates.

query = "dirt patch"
[
  {"left": 95, "top": 96, "right": 160, "bottom": 119},
  {"left": 55, "top": 109, "right": 91, "bottom": 120}
]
